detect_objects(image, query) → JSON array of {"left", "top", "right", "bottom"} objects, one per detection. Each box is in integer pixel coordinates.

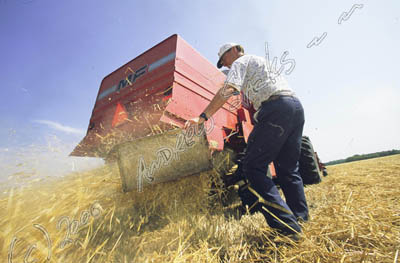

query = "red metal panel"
[
  {"left": 175, "top": 35, "right": 225, "bottom": 93},
  {"left": 170, "top": 35, "right": 239, "bottom": 150},
  {"left": 165, "top": 81, "right": 226, "bottom": 150},
  {"left": 71, "top": 34, "right": 250, "bottom": 157},
  {"left": 71, "top": 35, "right": 179, "bottom": 157},
  {"left": 238, "top": 108, "right": 253, "bottom": 144}
]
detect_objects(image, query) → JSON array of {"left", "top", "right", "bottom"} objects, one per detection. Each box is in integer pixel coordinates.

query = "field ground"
[{"left": 1, "top": 155, "right": 399, "bottom": 262}]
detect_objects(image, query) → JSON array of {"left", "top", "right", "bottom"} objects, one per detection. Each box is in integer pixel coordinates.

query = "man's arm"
[
  {"left": 202, "top": 84, "right": 237, "bottom": 119},
  {"left": 184, "top": 84, "right": 237, "bottom": 127}
]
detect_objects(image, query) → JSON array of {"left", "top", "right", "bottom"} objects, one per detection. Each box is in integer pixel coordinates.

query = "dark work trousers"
[{"left": 240, "top": 95, "right": 309, "bottom": 234}]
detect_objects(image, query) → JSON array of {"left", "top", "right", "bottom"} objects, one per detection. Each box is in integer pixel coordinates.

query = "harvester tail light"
[
  {"left": 159, "top": 86, "right": 173, "bottom": 101},
  {"left": 112, "top": 102, "right": 129, "bottom": 128}
]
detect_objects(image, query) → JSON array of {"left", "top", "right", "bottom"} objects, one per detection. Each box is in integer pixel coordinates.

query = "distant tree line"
[{"left": 326, "top": 149, "right": 400, "bottom": 166}]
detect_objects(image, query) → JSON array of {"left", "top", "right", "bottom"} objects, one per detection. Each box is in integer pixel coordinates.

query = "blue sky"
[{"left": 0, "top": 0, "right": 399, "bottom": 180}]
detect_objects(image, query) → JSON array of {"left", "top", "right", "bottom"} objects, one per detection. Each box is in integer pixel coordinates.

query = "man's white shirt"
[{"left": 224, "top": 54, "right": 295, "bottom": 111}]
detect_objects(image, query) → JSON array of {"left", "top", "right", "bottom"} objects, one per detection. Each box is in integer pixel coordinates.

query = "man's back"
[{"left": 225, "top": 54, "right": 294, "bottom": 111}]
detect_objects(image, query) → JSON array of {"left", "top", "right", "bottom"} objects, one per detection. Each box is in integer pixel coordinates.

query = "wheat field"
[{"left": 1, "top": 154, "right": 399, "bottom": 262}]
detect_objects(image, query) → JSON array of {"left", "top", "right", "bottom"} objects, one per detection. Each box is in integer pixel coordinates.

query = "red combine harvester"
[{"left": 71, "top": 34, "right": 322, "bottom": 195}]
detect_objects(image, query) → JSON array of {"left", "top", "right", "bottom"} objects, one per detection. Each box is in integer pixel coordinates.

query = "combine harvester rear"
[
  {"left": 71, "top": 34, "right": 322, "bottom": 197},
  {"left": 71, "top": 34, "right": 251, "bottom": 193}
]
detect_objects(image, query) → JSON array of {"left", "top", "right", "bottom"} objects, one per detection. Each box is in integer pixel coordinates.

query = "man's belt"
[
  {"left": 267, "top": 95, "right": 282, "bottom": 102},
  {"left": 264, "top": 94, "right": 296, "bottom": 104}
]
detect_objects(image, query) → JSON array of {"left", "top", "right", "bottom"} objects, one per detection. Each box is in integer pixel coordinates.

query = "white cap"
[{"left": 217, "top": 42, "right": 239, "bottom": 68}]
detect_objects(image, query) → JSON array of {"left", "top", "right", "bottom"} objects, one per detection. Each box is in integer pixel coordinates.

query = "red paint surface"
[{"left": 71, "top": 34, "right": 253, "bottom": 158}]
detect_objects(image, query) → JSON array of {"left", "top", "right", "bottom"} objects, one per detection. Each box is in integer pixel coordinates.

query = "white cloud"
[{"left": 33, "top": 120, "right": 85, "bottom": 135}]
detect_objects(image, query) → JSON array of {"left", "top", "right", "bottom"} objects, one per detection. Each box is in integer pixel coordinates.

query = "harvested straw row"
[{"left": 1, "top": 155, "right": 399, "bottom": 262}]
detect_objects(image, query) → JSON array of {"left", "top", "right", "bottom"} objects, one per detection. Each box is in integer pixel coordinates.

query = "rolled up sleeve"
[{"left": 225, "top": 60, "right": 248, "bottom": 92}]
